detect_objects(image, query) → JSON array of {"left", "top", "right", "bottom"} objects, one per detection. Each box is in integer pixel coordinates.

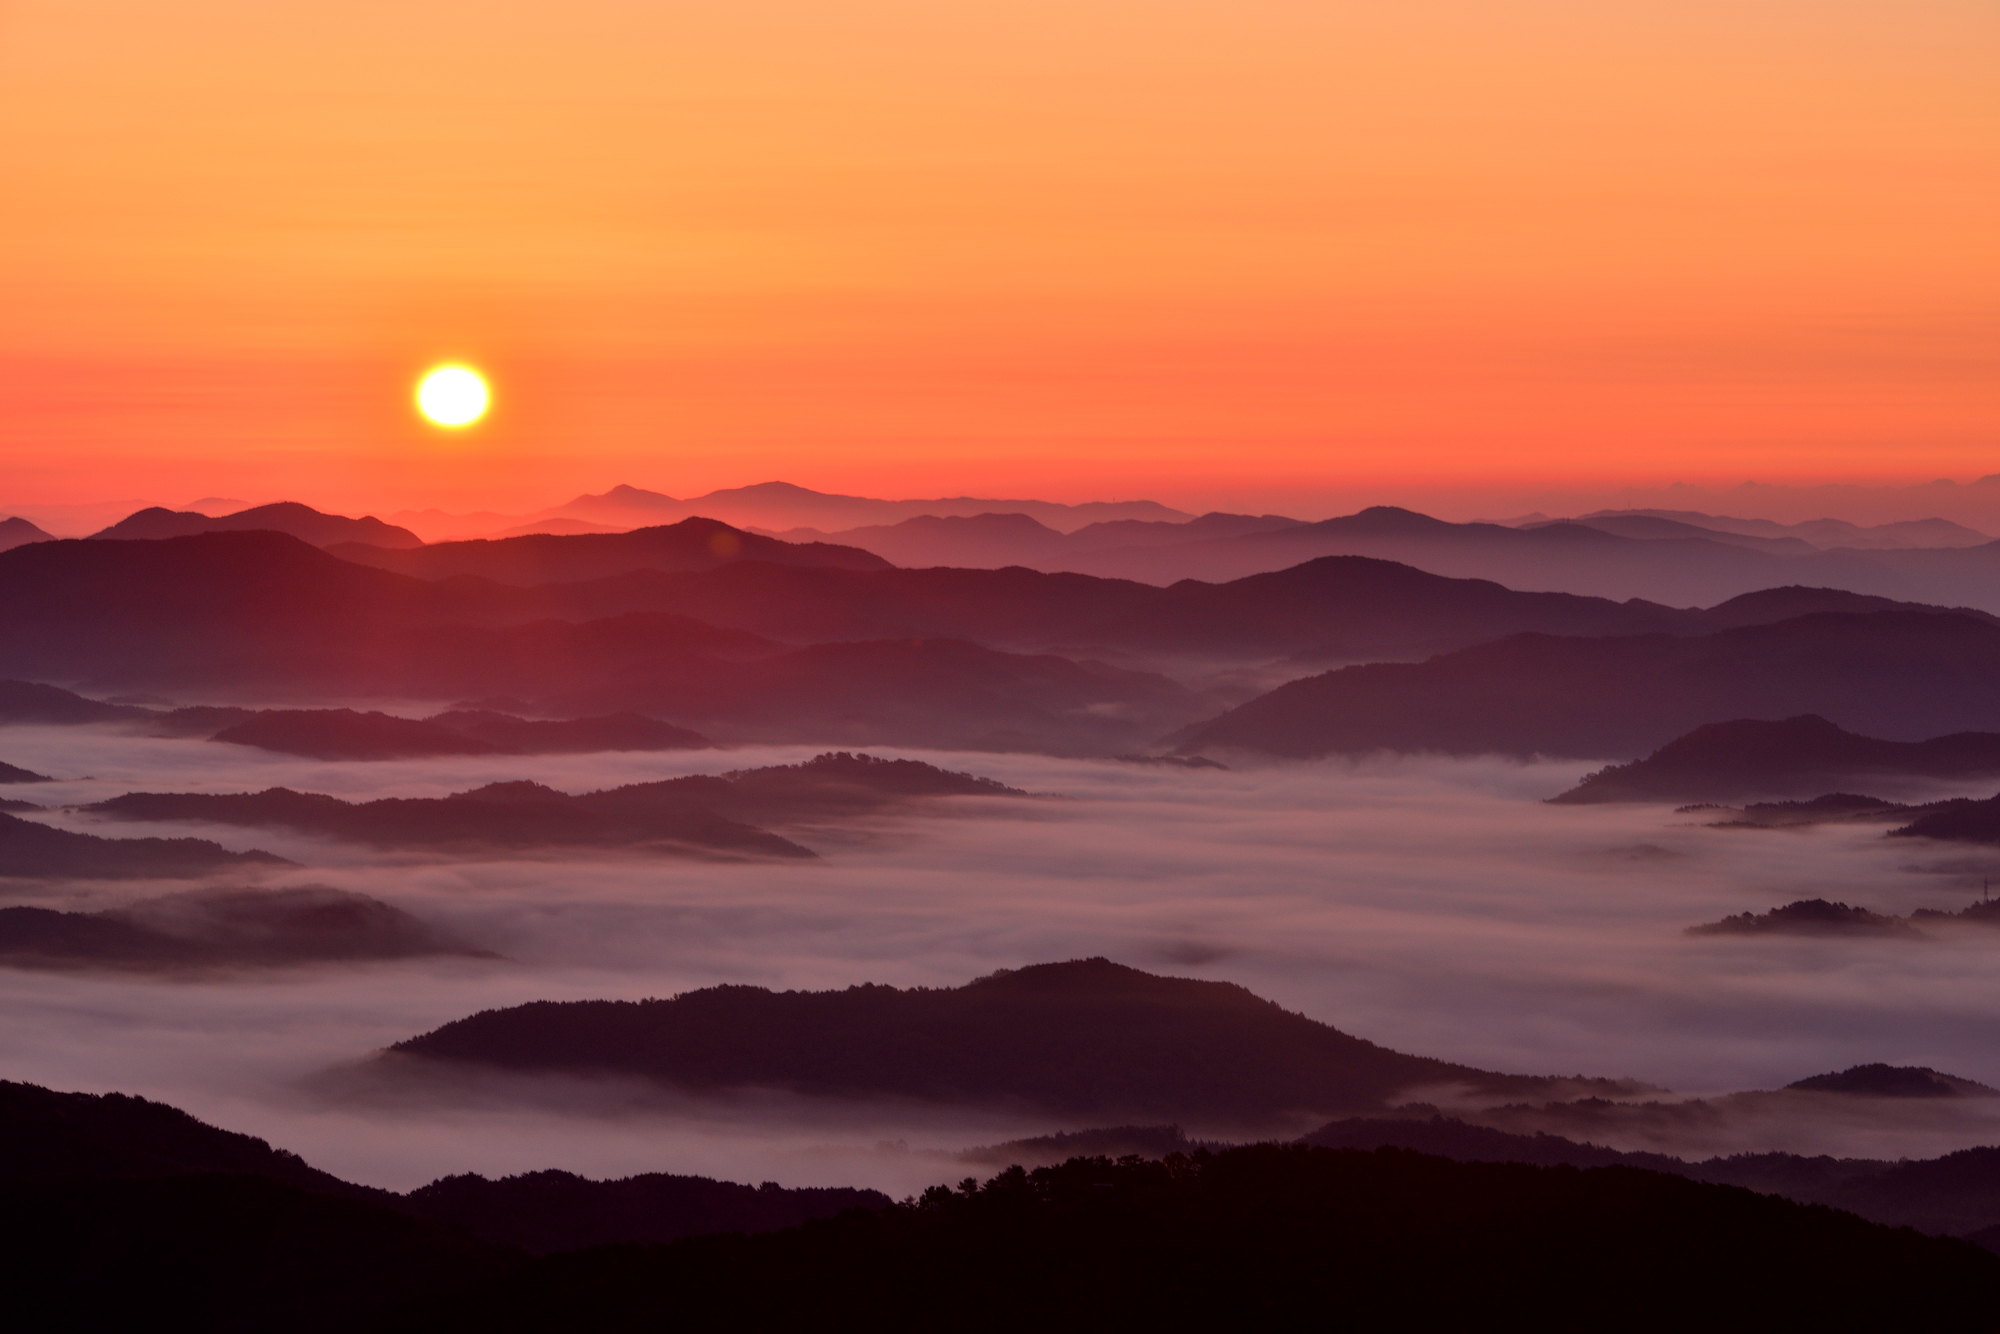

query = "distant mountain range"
[
  {"left": 1175, "top": 611, "right": 2000, "bottom": 761},
  {"left": 1551, "top": 715, "right": 2000, "bottom": 804},
  {"left": 15, "top": 523, "right": 2000, "bottom": 755}
]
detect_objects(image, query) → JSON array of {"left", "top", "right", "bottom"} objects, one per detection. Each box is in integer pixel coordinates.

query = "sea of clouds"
[{"left": 5, "top": 722, "right": 2000, "bottom": 1191}]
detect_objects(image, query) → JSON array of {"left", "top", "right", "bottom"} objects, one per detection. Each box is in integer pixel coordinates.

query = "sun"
[{"left": 415, "top": 364, "right": 490, "bottom": 428}]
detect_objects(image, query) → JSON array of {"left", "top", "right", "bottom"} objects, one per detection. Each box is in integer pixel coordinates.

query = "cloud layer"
[{"left": 5, "top": 722, "right": 2000, "bottom": 1188}]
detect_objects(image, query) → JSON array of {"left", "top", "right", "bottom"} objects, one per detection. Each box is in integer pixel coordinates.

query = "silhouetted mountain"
[
  {"left": 82, "top": 754, "right": 1012, "bottom": 857},
  {"left": 389, "top": 1145, "right": 2000, "bottom": 1332},
  {"left": 1577, "top": 509, "right": 1992, "bottom": 550},
  {"left": 93, "top": 500, "right": 424, "bottom": 548},
  {"left": 0, "top": 678, "right": 150, "bottom": 724},
  {"left": 402, "top": 1172, "right": 889, "bottom": 1256},
  {"left": 0, "top": 1078, "right": 384, "bottom": 1194},
  {"left": 1069, "top": 504, "right": 1825, "bottom": 596},
  {"left": 1687, "top": 899, "right": 1917, "bottom": 937},
  {"left": 0, "top": 811, "right": 292, "bottom": 879},
  {"left": 425, "top": 709, "right": 711, "bottom": 754},
  {"left": 1540, "top": 513, "right": 1819, "bottom": 553},
  {"left": 1552, "top": 715, "right": 2000, "bottom": 804},
  {"left": 1890, "top": 792, "right": 2000, "bottom": 846},
  {"left": 1303, "top": 1108, "right": 2000, "bottom": 1240},
  {"left": 0, "top": 886, "right": 489, "bottom": 970},
  {"left": 210, "top": 707, "right": 712, "bottom": 759},
  {"left": 86, "top": 782, "right": 814, "bottom": 860},
  {"left": 0, "top": 1077, "right": 882, "bottom": 1258},
  {"left": 329, "top": 516, "right": 890, "bottom": 582},
  {"left": 386, "top": 958, "right": 1636, "bottom": 1125},
  {"left": 487, "top": 562, "right": 1984, "bottom": 668},
  {"left": 1788, "top": 1064, "right": 1996, "bottom": 1097},
  {"left": 544, "top": 480, "right": 1192, "bottom": 533},
  {"left": 214, "top": 709, "right": 501, "bottom": 758},
  {"left": 764, "top": 510, "right": 1305, "bottom": 571},
  {"left": 1692, "top": 792, "right": 1973, "bottom": 829},
  {"left": 0, "top": 761, "right": 50, "bottom": 783},
  {"left": 1174, "top": 611, "right": 2000, "bottom": 760},
  {"left": 542, "top": 636, "right": 1200, "bottom": 754},
  {"left": 0, "top": 516, "right": 53, "bottom": 553}
]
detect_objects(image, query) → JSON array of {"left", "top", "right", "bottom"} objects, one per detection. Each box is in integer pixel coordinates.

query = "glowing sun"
[{"left": 415, "top": 364, "right": 490, "bottom": 428}]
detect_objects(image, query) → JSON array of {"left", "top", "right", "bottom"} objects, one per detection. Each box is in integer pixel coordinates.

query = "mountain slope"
[
  {"left": 0, "top": 516, "right": 53, "bottom": 553},
  {"left": 1174, "top": 611, "right": 2000, "bottom": 760},
  {"left": 0, "top": 811, "right": 292, "bottom": 879},
  {"left": 386, "top": 958, "right": 1636, "bottom": 1124},
  {"left": 1552, "top": 715, "right": 2000, "bottom": 803}
]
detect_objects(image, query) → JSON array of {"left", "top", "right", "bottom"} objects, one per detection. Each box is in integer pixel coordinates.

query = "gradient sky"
[{"left": 2, "top": 0, "right": 1995, "bottom": 513}]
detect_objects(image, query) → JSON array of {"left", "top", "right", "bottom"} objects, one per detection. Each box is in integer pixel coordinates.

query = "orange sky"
[{"left": 2, "top": 0, "right": 1995, "bottom": 514}]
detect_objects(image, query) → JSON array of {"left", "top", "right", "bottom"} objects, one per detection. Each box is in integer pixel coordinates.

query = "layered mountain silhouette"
[
  {"left": 85, "top": 782, "right": 815, "bottom": 860},
  {"left": 0, "top": 1078, "right": 885, "bottom": 1331},
  {"left": 212, "top": 708, "right": 712, "bottom": 759},
  {"left": 384, "top": 958, "right": 1640, "bottom": 1125},
  {"left": 1686, "top": 899, "right": 1919, "bottom": 937},
  {"left": 1060, "top": 505, "right": 2000, "bottom": 610},
  {"left": 93, "top": 500, "right": 424, "bottom": 548},
  {"left": 0, "top": 886, "right": 487, "bottom": 969},
  {"left": 0, "top": 761, "right": 50, "bottom": 783},
  {"left": 1301, "top": 1101, "right": 2000, "bottom": 1240},
  {"left": 1174, "top": 611, "right": 2000, "bottom": 760},
  {"left": 397, "top": 1144, "right": 2000, "bottom": 1331},
  {"left": 760, "top": 510, "right": 1305, "bottom": 570},
  {"left": 1551, "top": 715, "right": 2000, "bottom": 804},
  {"left": 532, "top": 480, "right": 1191, "bottom": 534},
  {"left": 82, "top": 753, "right": 1022, "bottom": 858},
  {"left": 0, "top": 516, "right": 53, "bottom": 553},
  {"left": 1570, "top": 509, "right": 1991, "bottom": 550},
  {"left": 0, "top": 811, "right": 291, "bottom": 879},
  {"left": 329, "top": 516, "right": 889, "bottom": 581},
  {"left": 1889, "top": 793, "right": 2000, "bottom": 846}
]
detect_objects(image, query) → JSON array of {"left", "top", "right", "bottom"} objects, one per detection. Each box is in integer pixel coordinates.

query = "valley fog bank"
[{"left": 6, "top": 734, "right": 2000, "bottom": 1186}]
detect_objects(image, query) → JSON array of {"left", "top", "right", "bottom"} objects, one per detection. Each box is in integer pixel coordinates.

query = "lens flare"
[{"left": 415, "top": 365, "right": 490, "bottom": 428}]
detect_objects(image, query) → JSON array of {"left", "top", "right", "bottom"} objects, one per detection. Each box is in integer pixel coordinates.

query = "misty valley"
[{"left": 9, "top": 498, "right": 2000, "bottom": 1326}]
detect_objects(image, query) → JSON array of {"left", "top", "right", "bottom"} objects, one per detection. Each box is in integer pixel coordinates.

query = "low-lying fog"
[{"left": 6, "top": 722, "right": 2000, "bottom": 1192}]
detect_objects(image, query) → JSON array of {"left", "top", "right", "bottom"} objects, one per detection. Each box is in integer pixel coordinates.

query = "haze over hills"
[
  {"left": 1173, "top": 611, "right": 2000, "bottom": 761},
  {"left": 1551, "top": 716, "right": 2000, "bottom": 804}
]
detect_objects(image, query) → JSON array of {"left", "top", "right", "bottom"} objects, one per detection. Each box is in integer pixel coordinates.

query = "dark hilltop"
[{"left": 383, "top": 958, "right": 1642, "bottom": 1126}]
